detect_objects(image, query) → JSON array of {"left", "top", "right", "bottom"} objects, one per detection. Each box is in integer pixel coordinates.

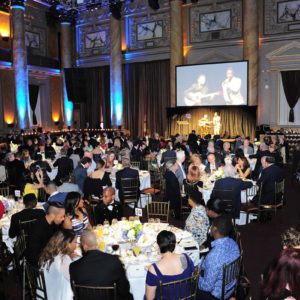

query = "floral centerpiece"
[
  {"left": 122, "top": 220, "right": 143, "bottom": 242},
  {"left": 214, "top": 168, "right": 224, "bottom": 180}
]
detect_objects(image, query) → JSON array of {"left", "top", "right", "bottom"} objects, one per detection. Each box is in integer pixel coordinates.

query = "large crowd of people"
[{"left": 0, "top": 128, "right": 299, "bottom": 300}]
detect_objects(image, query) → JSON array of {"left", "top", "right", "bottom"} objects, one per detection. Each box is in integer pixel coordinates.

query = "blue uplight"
[{"left": 63, "top": 83, "right": 73, "bottom": 126}]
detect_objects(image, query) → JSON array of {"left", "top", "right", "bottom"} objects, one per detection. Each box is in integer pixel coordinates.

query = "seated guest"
[
  {"left": 239, "top": 137, "right": 254, "bottom": 155},
  {"left": 115, "top": 158, "right": 140, "bottom": 204},
  {"left": 231, "top": 148, "right": 245, "bottom": 167},
  {"left": 205, "top": 153, "right": 223, "bottom": 174},
  {"left": 249, "top": 143, "right": 271, "bottom": 180},
  {"left": 149, "top": 132, "right": 161, "bottom": 153},
  {"left": 0, "top": 199, "right": 4, "bottom": 220},
  {"left": 131, "top": 141, "right": 143, "bottom": 162},
  {"left": 221, "top": 142, "right": 231, "bottom": 160},
  {"left": 39, "top": 229, "right": 77, "bottom": 300},
  {"left": 211, "top": 166, "right": 253, "bottom": 219},
  {"left": 26, "top": 202, "right": 65, "bottom": 265},
  {"left": 95, "top": 187, "right": 123, "bottom": 225},
  {"left": 5, "top": 152, "right": 26, "bottom": 190},
  {"left": 83, "top": 159, "right": 112, "bottom": 200},
  {"left": 164, "top": 160, "right": 181, "bottom": 219},
  {"left": 175, "top": 150, "right": 186, "bottom": 186},
  {"left": 63, "top": 192, "right": 91, "bottom": 236},
  {"left": 22, "top": 169, "right": 44, "bottom": 198},
  {"left": 189, "top": 153, "right": 206, "bottom": 174},
  {"left": 9, "top": 193, "right": 45, "bottom": 239},
  {"left": 269, "top": 143, "right": 283, "bottom": 166},
  {"left": 73, "top": 157, "right": 92, "bottom": 193},
  {"left": 104, "top": 151, "right": 116, "bottom": 173},
  {"left": 53, "top": 149, "right": 74, "bottom": 185},
  {"left": 69, "top": 148, "right": 81, "bottom": 169},
  {"left": 281, "top": 227, "right": 300, "bottom": 249},
  {"left": 30, "top": 154, "right": 51, "bottom": 184},
  {"left": 251, "top": 156, "right": 285, "bottom": 206},
  {"left": 83, "top": 151, "right": 96, "bottom": 174},
  {"left": 261, "top": 248, "right": 300, "bottom": 300},
  {"left": 145, "top": 230, "right": 195, "bottom": 300},
  {"left": 160, "top": 142, "right": 176, "bottom": 164},
  {"left": 183, "top": 165, "right": 204, "bottom": 206},
  {"left": 235, "top": 156, "right": 251, "bottom": 179},
  {"left": 57, "top": 175, "right": 81, "bottom": 194},
  {"left": 185, "top": 194, "right": 209, "bottom": 246},
  {"left": 82, "top": 140, "right": 93, "bottom": 152},
  {"left": 45, "top": 139, "right": 56, "bottom": 159},
  {"left": 70, "top": 230, "right": 133, "bottom": 300},
  {"left": 44, "top": 181, "right": 67, "bottom": 210},
  {"left": 197, "top": 216, "right": 240, "bottom": 300}
]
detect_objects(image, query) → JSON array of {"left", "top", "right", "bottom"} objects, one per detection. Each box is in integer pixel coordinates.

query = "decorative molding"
[
  {"left": 189, "top": 0, "right": 242, "bottom": 43},
  {"left": 197, "top": 49, "right": 239, "bottom": 63}
]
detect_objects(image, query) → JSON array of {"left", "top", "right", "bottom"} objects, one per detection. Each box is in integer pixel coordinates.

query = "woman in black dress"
[{"left": 83, "top": 159, "right": 112, "bottom": 199}]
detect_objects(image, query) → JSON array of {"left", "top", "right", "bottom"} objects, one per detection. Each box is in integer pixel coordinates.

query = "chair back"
[
  {"left": 120, "top": 178, "right": 139, "bottom": 205},
  {"left": 246, "top": 185, "right": 257, "bottom": 203},
  {"left": 14, "top": 232, "right": 27, "bottom": 263},
  {"left": 150, "top": 170, "right": 163, "bottom": 190},
  {"left": 131, "top": 161, "right": 140, "bottom": 170},
  {"left": 275, "top": 179, "right": 285, "bottom": 202},
  {"left": 147, "top": 201, "right": 170, "bottom": 223},
  {"left": 0, "top": 185, "right": 10, "bottom": 197},
  {"left": 221, "top": 256, "right": 242, "bottom": 300},
  {"left": 19, "top": 219, "right": 37, "bottom": 237},
  {"left": 25, "top": 262, "right": 48, "bottom": 300},
  {"left": 72, "top": 282, "right": 117, "bottom": 300},
  {"left": 212, "top": 189, "right": 235, "bottom": 218},
  {"left": 158, "top": 268, "right": 199, "bottom": 300},
  {"left": 38, "top": 188, "right": 48, "bottom": 202}
]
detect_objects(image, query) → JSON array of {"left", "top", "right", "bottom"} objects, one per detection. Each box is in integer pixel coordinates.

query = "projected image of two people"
[{"left": 177, "top": 62, "right": 247, "bottom": 107}]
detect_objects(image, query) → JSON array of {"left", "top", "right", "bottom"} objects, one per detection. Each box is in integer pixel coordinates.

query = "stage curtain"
[
  {"left": 281, "top": 71, "right": 300, "bottom": 122},
  {"left": 123, "top": 60, "right": 171, "bottom": 137},
  {"left": 170, "top": 107, "right": 256, "bottom": 140},
  {"left": 64, "top": 66, "right": 111, "bottom": 128},
  {"left": 29, "top": 85, "right": 39, "bottom": 125}
]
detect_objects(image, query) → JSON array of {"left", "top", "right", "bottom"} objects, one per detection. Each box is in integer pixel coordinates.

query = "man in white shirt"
[
  {"left": 175, "top": 150, "right": 186, "bottom": 186},
  {"left": 222, "top": 68, "right": 244, "bottom": 105}
]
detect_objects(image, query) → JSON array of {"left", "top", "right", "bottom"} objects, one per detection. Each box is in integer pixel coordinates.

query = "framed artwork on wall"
[
  {"left": 84, "top": 31, "right": 106, "bottom": 49},
  {"left": 25, "top": 31, "right": 40, "bottom": 49},
  {"left": 200, "top": 10, "right": 231, "bottom": 32},
  {"left": 136, "top": 20, "right": 163, "bottom": 41},
  {"left": 277, "top": 0, "right": 300, "bottom": 23}
]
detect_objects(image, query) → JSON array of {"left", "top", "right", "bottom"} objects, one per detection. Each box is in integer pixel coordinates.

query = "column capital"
[{"left": 11, "top": 0, "right": 25, "bottom": 9}]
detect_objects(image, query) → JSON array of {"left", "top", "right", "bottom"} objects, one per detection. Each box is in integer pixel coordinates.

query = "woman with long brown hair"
[
  {"left": 261, "top": 248, "right": 300, "bottom": 300},
  {"left": 39, "top": 229, "right": 77, "bottom": 300}
]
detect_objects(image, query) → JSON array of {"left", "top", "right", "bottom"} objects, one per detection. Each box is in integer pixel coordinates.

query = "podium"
[{"left": 176, "top": 121, "right": 189, "bottom": 134}]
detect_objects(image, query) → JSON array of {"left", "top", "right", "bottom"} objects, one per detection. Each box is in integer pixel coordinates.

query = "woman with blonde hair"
[
  {"left": 189, "top": 153, "right": 206, "bottom": 173},
  {"left": 39, "top": 229, "right": 77, "bottom": 300}
]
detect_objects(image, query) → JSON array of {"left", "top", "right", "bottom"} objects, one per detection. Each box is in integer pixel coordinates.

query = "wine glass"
[
  {"left": 129, "top": 216, "right": 134, "bottom": 222},
  {"left": 112, "top": 243, "right": 120, "bottom": 254},
  {"left": 103, "top": 220, "right": 109, "bottom": 226},
  {"left": 149, "top": 218, "right": 154, "bottom": 223},
  {"left": 121, "top": 217, "right": 127, "bottom": 221},
  {"left": 112, "top": 218, "right": 118, "bottom": 225},
  {"left": 155, "top": 218, "right": 161, "bottom": 223}
]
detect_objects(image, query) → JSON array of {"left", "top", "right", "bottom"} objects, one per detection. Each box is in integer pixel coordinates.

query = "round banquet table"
[{"left": 91, "top": 221, "right": 200, "bottom": 300}]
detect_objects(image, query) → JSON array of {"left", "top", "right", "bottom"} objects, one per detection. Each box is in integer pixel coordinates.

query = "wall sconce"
[
  {"left": 5, "top": 114, "right": 14, "bottom": 127},
  {"left": 0, "top": 11, "right": 10, "bottom": 42},
  {"left": 53, "top": 114, "right": 60, "bottom": 126}
]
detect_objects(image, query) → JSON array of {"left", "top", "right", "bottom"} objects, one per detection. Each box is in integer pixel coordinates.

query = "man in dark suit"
[
  {"left": 205, "top": 153, "right": 223, "bottom": 174},
  {"left": 115, "top": 158, "right": 140, "bottom": 204},
  {"left": 9, "top": 193, "right": 45, "bottom": 238},
  {"left": 130, "top": 141, "right": 143, "bottom": 162},
  {"left": 164, "top": 160, "right": 181, "bottom": 219},
  {"left": 73, "top": 157, "right": 92, "bottom": 193},
  {"left": 187, "top": 130, "right": 199, "bottom": 153},
  {"left": 249, "top": 143, "right": 271, "bottom": 180},
  {"left": 53, "top": 149, "right": 74, "bottom": 185},
  {"left": 70, "top": 230, "right": 133, "bottom": 300},
  {"left": 5, "top": 152, "right": 26, "bottom": 190},
  {"left": 251, "top": 156, "right": 285, "bottom": 206},
  {"left": 95, "top": 187, "right": 123, "bottom": 225},
  {"left": 25, "top": 202, "right": 65, "bottom": 265},
  {"left": 211, "top": 167, "right": 253, "bottom": 218},
  {"left": 160, "top": 142, "right": 176, "bottom": 164}
]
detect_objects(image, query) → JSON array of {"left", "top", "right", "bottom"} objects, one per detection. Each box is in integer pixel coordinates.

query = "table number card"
[
  {"left": 135, "top": 208, "right": 143, "bottom": 217},
  {"left": 14, "top": 190, "right": 21, "bottom": 198}
]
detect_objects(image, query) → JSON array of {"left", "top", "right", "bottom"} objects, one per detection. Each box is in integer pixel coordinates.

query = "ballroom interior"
[{"left": 0, "top": 1, "right": 300, "bottom": 300}]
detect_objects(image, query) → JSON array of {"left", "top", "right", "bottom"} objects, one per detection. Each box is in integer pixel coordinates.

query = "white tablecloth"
[{"left": 93, "top": 222, "right": 199, "bottom": 300}]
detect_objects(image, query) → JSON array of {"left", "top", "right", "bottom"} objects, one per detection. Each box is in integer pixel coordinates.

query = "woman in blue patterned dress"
[{"left": 185, "top": 193, "right": 210, "bottom": 246}]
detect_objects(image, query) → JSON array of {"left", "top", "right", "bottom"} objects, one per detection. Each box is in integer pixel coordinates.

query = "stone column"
[
  {"left": 60, "top": 22, "right": 73, "bottom": 126},
  {"left": 244, "top": 0, "right": 259, "bottom": 106},
  {"left": 110, "top": 16, "right": 123, "bottom": 127},
  {"left": 170, "top": 0, "right": 183, "bottom": 107},
  {"left": 11, "top": 2, "right": 29, "bottom": 129}
]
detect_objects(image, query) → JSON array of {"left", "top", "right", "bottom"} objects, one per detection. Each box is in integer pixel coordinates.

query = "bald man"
[
  {"left": 95, "top": 187, "right": 123, "bottom": 225},
  {"left": 25, "top": 202, "right": 65, "bottom": 265},
  {"left": 70, "top": 230, "right": 133, "bottom": 300}
]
